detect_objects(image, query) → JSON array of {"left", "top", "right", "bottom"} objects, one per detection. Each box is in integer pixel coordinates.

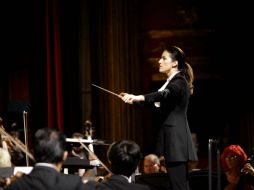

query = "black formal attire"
[
  {"left": 95, "top": 174, "right": 150, "bottom": 190},
  {"left": 143, "top": 72, "right": 198, "bottom": 190},
  {"left": 5, "top": 165, "right": 87, "bottom": 190}
]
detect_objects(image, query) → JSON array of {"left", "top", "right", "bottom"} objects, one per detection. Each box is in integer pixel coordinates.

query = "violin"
[
  {"left": 238, "top": 152, "right": 254, "bottom": 190},
  {"left": 0, "top": 117, "right": 35, "bottom": 162}
]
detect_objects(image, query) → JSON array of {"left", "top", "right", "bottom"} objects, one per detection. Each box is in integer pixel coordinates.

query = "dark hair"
[
  {"left": 107, "top": 139, "right": 142, "bottom": 177},
  {"left": 34, "top": 128, "right": 66, "bottom": 164},
  {"left": 163, "top": 45, "right": 194, "bottom": 94},
  {"left": 72, "top": 132, "right": 84, "bottom": 139}
]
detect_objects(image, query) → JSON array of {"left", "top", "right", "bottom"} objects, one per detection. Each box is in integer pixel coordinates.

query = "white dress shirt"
[{"left": 155, "top": 71, "right": 180, "bottom": 107}]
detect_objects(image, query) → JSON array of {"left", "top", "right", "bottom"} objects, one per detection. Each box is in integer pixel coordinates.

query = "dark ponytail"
[{"left": 184, "top": 62, "right": 194, "bottom": 95}]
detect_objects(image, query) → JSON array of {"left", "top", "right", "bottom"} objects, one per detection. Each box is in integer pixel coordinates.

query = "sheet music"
[
  {"left": 66, "top": 138, "right": 93, "bottom": 143},
  {"left": 14, "top": 167, "right": 33, "bottom": 175}
]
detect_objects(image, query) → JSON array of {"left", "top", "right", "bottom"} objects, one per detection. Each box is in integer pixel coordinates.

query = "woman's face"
[
  {"left": 225, "top": 155, "right": 241, "bottom": 170},
  {"left": 158, "top": 50, "right": 177, "bottom": 75}
]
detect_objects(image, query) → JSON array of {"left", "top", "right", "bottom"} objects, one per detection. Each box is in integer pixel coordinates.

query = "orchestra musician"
[
  {"left": 0, "top": 118, "right": 29, "bottom": 188},
  {"left": 5, "top": 127, "right": 88, "bottom": 190},
  {"left": 0, "top": 119, "right": 34, "bottom": 165},
  {"left": 95, "top": 139, "right": 150, "bottom": 190},
  {"left": 1, "top": 116, "right": 113, "bottom": 188}
]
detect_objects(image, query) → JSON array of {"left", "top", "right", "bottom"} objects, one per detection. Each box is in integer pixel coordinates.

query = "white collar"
[
  {"left": 158, "top": 71, "right": 180, "bottom": 92},
  {"left": 35, "top": 163, "right": 58, "bottom": 171},
  {"left": 120, "top": 175, "right": 132, "bottom": 183},
  {"left": 167, "top": 71, "right": 180, "bottom": 81}
]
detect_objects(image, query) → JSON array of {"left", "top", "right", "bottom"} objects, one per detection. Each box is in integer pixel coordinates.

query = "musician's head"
[
  {"left": 33, "top": 128, "right": 67, "bottom": 167},
  {"left": 143, "top": 154, "right": 160, "bottom": 174},
  {"left": 9, "top": 122, "right": 19, "bottom": 139},
  {"left": 107, "top": 139, "right": 142, "bottom": 177},
  {"left": 221, "top": 144, "right": 247, "bottom": 171},
  {"left": 71, "top": 132, "right": 85, "bottom": 154}
]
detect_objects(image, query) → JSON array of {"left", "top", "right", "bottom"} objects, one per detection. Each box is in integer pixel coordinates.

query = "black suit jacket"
[
  {"left": 95, "top": 175, "right": 150, "bottom": 190},
  {"left": 5, "top": 166, "right": 87, "bottom": 190},
  {"left": 144, "top": 73, "right": 198, "bottom": 162}
]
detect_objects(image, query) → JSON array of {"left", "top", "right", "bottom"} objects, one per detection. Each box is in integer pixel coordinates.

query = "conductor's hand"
[{"left": 119, "top": 92, "right": 144, "bottom": 104}]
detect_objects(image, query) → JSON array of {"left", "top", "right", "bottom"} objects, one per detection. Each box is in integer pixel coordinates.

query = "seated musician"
[
  {"left": 7, "top": 123, "right": 26, "bottom": 166},
  {"left": 142, "top": 154, "right": 161, "bottom": 174},
  {"left": 221, "top": 144, "right": 248, "bottom": 190},
  {"left": 69, "top": 132, "right": 89, "bottom": 160},
  {"left": 95, "top": 139, "right": 150, "bottom": 190},
  {"left": 0, "top": 121, "right": 26, "bottom": 166},
  {"left": 67, "top": 132, "right": 99, "bottom": 178},
  {"left": 5, "top": 127, "right": 89, "bottom": 190}
]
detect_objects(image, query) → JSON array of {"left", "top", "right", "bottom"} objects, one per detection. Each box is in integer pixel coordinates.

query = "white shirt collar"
[
  {"left": 158, "top": 71, "right": 180, "bottom": 92},
  {"left": 120, "top": 175, "right": 132, "bottom": 183},
  {"left": 168, "top": 71, "right": 180, "bottom": 81},
  {"left": 35, "top": 163, "right": 58, "bottom": 171}
]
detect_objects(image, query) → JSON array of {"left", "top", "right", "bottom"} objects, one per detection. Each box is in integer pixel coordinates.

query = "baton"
[{"left": 91, "top": 84, "right": 121, "bottom": 98}]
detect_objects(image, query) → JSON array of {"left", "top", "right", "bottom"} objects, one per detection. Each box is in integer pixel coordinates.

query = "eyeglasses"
[
  {"left": 225, "top": 155, "right": 238, "bottom": 160},
  {"left": 144, "top": 163, "right": 158, "bottom": 168}
]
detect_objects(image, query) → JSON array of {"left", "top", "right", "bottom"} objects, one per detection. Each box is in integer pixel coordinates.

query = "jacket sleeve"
[{"left": 144, "top": 77, "right": 186, "bottom": 103}]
